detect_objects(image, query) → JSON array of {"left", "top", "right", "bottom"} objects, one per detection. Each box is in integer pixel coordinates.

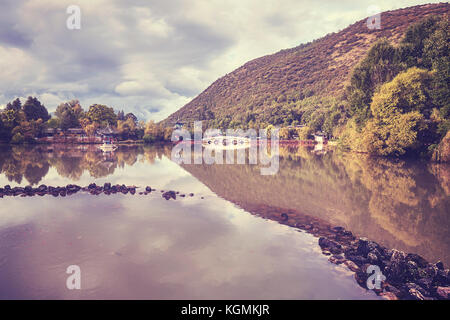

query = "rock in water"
[{"left": 436, "top": 287, "right": 450, "bottom": 299}]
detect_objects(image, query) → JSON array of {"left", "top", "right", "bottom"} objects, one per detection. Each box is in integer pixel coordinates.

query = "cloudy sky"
[{"left": 0, "top": 0, "right": 441, "bottom": 121}]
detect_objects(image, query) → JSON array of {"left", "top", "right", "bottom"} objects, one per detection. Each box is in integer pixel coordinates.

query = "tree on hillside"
[
  {"left": 423, "top": 17, "right": 449, "bottom": 120},
  {"left": 362, "top": 67, "right": 436, "bottom": 156},
  {"left": 399, "top": 15, "right": 441, "bottom": 69},
  {"left": 370, "top": 67, "right": 434, "bottom": 119},
  {"left": 346, "top": 39, "right": 401, "bottom": 128},
  {"left": 22, "top": 97, "right": 50, "bottom": 122}
]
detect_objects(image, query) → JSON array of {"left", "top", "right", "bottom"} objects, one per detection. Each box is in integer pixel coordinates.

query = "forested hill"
[{"left": 162, "top": 3, "right": 448, "bottom": 129}]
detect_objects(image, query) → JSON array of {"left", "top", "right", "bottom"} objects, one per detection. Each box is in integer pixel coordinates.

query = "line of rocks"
[
  {"left": 0, "top": 184, "right": 201, "bottom": 200},
  {"left": 261, "top": 210, "right": 449, "bottom": 300},
  {"left": 317, "top": 228, "right": 450, "bottom": 300}
]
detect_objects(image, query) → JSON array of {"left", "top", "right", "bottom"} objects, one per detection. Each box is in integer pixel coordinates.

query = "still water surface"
[{"left": 0, "top": 144, "right": 448, "bottom": 299}]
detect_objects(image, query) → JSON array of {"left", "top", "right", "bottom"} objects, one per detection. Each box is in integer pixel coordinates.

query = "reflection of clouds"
[
  {"left": 0, "top": 192, "right": 373, "bottom": 299},
  {"left": 0, "top": 146, "right": 378, "bottom": 299}
]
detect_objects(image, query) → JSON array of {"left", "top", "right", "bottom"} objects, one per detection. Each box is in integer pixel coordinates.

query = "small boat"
[{"left": 99, "top": 142, "right": 118, "bottom": 152}]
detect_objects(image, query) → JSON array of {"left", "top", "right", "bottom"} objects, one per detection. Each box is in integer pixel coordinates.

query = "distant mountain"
[{"left": 162, "top": 3, "right": 449, "bottom": 128}]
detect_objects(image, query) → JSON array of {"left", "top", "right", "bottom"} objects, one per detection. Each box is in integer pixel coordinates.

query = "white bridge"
[{"left": 202, "top": 136, "right": 251, "bottom": 149}]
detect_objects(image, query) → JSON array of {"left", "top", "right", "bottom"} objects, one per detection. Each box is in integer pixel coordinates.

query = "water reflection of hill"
[{"left": 181, "top": 147, "right": 450, "bottom": 266}]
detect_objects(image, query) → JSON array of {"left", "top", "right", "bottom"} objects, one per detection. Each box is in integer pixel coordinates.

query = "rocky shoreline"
[
  {"left": 240, "top": 205, "right": 450, "bottom": 300},
  {"left": 317, "top": 229, "right": 450, "bottom": 300},
  {"left": 0, "top": 183, "right": 200, "bottom": 200}
]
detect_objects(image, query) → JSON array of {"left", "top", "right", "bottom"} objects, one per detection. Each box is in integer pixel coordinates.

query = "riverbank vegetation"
[
  {"left": 340, "top": 16, "right": 449, "bottom": 159},
  {"left": 0, "top": 99, "right": 173, "bottom": 144}
]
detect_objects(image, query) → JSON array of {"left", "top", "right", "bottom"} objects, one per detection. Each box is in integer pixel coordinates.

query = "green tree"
[
  {"left": 22, "top": 96, "right": 50, "bottom": 122},
  {"left": 399, "top": 15, "right": 441, "bottom": 69},
  {"left": 6, "top": 98, "right": 21, "bottom": 112},
  {"left": 86, "top": 104, "right": 117, "bottom": 125},
  {"left": 370, "top": 67, "right": 434, "bottom": 119},
  {"left": 363, "top": 67, "right": 435, "bottom": 156},
  {"left": 346, "top": 39, "right": 401, "bottom": 128},
  {"left": 422, "top": 17, "right": 449, "bottom": 119}
]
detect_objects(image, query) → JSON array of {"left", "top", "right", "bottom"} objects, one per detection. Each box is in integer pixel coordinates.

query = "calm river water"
[{"left": 0, "top": 144, "right": 448, "bottom": 299}]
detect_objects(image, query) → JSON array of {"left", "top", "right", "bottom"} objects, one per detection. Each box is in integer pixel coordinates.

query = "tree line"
[{"left": 0, "top": 98, "right": 173, "bottom": 144}]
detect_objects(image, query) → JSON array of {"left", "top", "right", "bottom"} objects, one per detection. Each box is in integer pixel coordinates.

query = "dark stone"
[
  {"left": 103, "top": 183, "right": 111, "bottom": 190},
  {"left": 348, "top": 255, "right": 369, "bottom": 267},
  {"left": 406, "top": 282, "right": 429, "bottom": 297},
  {"left": 436, "top": 261, "right": 444, "bottom": 270},
  {"left": 344, "top": 246, "right": 358, "bottom": 258},
  {"left": 405, "top": 288, "right": 425, "bottom": 300},
  {"left": 424, "top": 264, "right": 439, "bottom": 279},
  {"left": 318, "top": 237, "right": 343, "bottom": 254},
  {"left": 342, "top": 230, "right": 354, "bottom": 238},
  {"left": 331, "top": 226, "right": 344, "bottom": 233},
  {"left": 329, "top": 255, "right": 346, "bottom": 264},
  {"left": 385, "top": 284, "right": 402, "bottom": 297},
  {"left": 145, "top": 186, "right": 152, "bottom": 192},
  {"left": 384, "top": 254, "right": 409, "bottom": 284},
  {"left": 356, "top": 238, "right": 379, "bottom": 257},
  {"left": 189, "top": 193, "right": 194, "bottom": 197},
  {"left": 280, "top": 213, "right": 288, "bottom": 221},
  {"left": 355, "top": 269, "right": 369, "bottom": 288},
  {"left": 390, "top": 249, "right": 407, "bottom": 264},
  {"left": 88, "top": 183, "right": 97, "bottom": 189},
  {"left": 416, "top": 277, "right": 434, "bottom": 292},
  {"left": 404, "top": 261, "right": 420, "bottom": 281},
  {"left": 434, "top": 269, "right": 450, "bottom": 286},
  {"left": 367, "top": 252, "right": 378, "bottom": 264},
  {"left": 406, "top": 253, "right": 428, "bottom": 268},
  {"left": 436, "top": 286, "right": 450, "bottom": 299},
  {"left": 162, "top": 191, "right": 176, "bottom": 200}
]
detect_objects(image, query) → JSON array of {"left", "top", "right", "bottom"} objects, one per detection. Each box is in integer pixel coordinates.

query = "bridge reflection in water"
[{"left": 202, "top": 136, "right": 251, "bottom": 150}]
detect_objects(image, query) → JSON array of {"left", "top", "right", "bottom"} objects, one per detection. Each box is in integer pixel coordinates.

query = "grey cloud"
[{"left": 0, "top": 0, "right": 442, "bottom": 121}]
